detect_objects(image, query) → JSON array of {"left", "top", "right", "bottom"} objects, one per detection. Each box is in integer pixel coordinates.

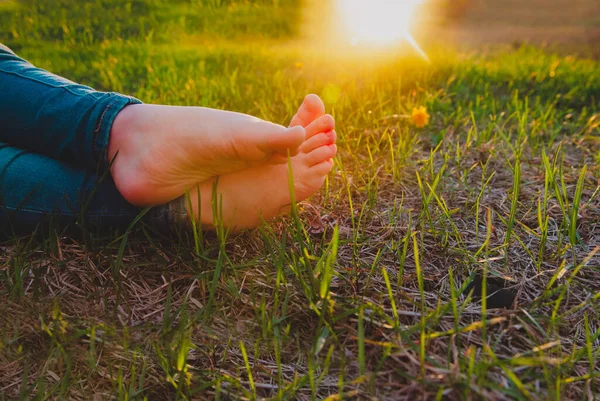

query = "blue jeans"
[{"left": 0, "top": 44, "right": 175, "bottom": 234}]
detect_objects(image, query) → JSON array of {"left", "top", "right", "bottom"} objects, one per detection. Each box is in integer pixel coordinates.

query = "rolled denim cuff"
[
  {"left": 94, "top": 93, "right": 142, "bottom": 168},
  {"left": 0, "top": 47, "right": 143, "bottom": 170}
]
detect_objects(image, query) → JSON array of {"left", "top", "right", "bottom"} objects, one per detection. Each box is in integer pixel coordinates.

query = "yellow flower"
[{"left": 411, "top": 106, "right": 430, "bottom": 128}]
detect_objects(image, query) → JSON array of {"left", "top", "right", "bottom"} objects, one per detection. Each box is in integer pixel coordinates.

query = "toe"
[
  {"left": 267, "top": 125, "right": 306, "bottom": 157},
  {"left": 311, "top": 159, "right": 334, "bottom": 176},
  {"left": 289, "top": 94, "right": 326, "bottom": 128},
  {"left": 305, "top": 114, "right": 335, "bottom": 139},
  {"left": 301, "top": 130, "right": 336, "bottom": 153},
  {"left": 304, "top": 144, "right": 337, "bottom": 166}
]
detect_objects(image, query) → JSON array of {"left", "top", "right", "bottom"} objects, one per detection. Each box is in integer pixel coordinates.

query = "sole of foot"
[{"left": 108, "top": 104, "right": 306, "bottom": 206}]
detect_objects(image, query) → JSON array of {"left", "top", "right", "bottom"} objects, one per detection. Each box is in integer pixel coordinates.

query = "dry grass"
[{"left": 2, "top": 122, "right": 600, "bottom": 399}]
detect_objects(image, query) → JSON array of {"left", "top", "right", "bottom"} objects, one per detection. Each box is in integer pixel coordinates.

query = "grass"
[{"left": 1, "top": 0, "right": 600, "bottom": 399}]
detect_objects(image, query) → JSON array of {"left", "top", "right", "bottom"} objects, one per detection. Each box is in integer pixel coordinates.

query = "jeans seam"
[{"left": 0, "top": 67, "right": 95, "bottom": 97}]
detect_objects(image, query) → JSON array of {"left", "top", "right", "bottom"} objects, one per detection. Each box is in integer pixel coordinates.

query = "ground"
[{"left": 1, "top": 0, "right": 600, "bottom": 400}]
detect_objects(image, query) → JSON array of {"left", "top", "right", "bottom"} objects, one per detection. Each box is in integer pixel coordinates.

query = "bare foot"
[
  {"left": 108, "top": 105, "right": 306, "bottom": 206},
  {"left": 187, "top": 95, "right": 337, "bottom": 231}
]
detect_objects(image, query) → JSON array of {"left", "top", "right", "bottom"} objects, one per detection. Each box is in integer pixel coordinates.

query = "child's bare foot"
[
  {"left": 188, "top": 95, "right": 336, "bottom": 231},
  {"left": 108, "top": 105, "right": 306, "bottom": 206}
]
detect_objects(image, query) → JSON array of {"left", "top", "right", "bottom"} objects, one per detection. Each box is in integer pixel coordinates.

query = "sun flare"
[{"left": 335, "top": 0, "right": 428, "bottom": 59}]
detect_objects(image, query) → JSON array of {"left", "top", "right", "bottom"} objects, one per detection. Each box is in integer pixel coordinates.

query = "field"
[{"left": 1, "top": 0, "right": 600, "bottom": 400}]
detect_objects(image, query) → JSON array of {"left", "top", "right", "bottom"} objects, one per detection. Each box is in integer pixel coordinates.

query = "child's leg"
[
  {"left": 0, "top": 45, "right": 141, "bottom": 170},
  {"left": 0, "top": 46, "right": 306, "bottom": 207},
  {"left": 0, "top": 94, "right": 337, "bottom": 233},
  {"left": 0, "top": 142, "right": 171, "bottom": 234}
]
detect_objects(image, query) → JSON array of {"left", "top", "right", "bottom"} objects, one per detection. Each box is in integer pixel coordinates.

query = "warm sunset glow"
[{"left": 335, "top": 0, "right": 428, "bottom": 58}]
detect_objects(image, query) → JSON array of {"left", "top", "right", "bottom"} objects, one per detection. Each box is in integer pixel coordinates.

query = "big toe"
[
  {"left": 289, "top": 94, "right": 326, "bottom": 128},
  {"left": 267, "top": 125, "right": 306, "bottom": 156}
]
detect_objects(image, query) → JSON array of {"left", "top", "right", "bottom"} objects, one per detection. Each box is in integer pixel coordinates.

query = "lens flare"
[{"left": 335, "top": 0, "right": 428, "bottom": 59}]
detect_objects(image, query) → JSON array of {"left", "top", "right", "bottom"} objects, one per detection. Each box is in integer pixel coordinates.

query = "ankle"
[
  {"left": 108, "top": 104, "right": 151, "bottom": 206},
  {"left": 108, "top": 104, "right": 144, "bottom": 164}
]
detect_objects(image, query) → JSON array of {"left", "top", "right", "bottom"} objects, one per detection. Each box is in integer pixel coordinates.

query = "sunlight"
[{"left": 335, "top": 0, "right": 428, "bottom": 59}]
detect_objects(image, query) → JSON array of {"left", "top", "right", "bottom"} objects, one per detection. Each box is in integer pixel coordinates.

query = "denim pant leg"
[
  {"left": 0, "top": 142, "right": 176, "bottom": 234},
  {"left": 0, "top": 44, "right": 141, "bottom": 170},
  {"left": 0, "top": 45, "right": 187, "bottom": 231}
]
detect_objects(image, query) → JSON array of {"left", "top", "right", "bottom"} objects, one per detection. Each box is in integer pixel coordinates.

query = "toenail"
[{"left": 324, "top": 131, "right": 335, "bottom": 144}]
